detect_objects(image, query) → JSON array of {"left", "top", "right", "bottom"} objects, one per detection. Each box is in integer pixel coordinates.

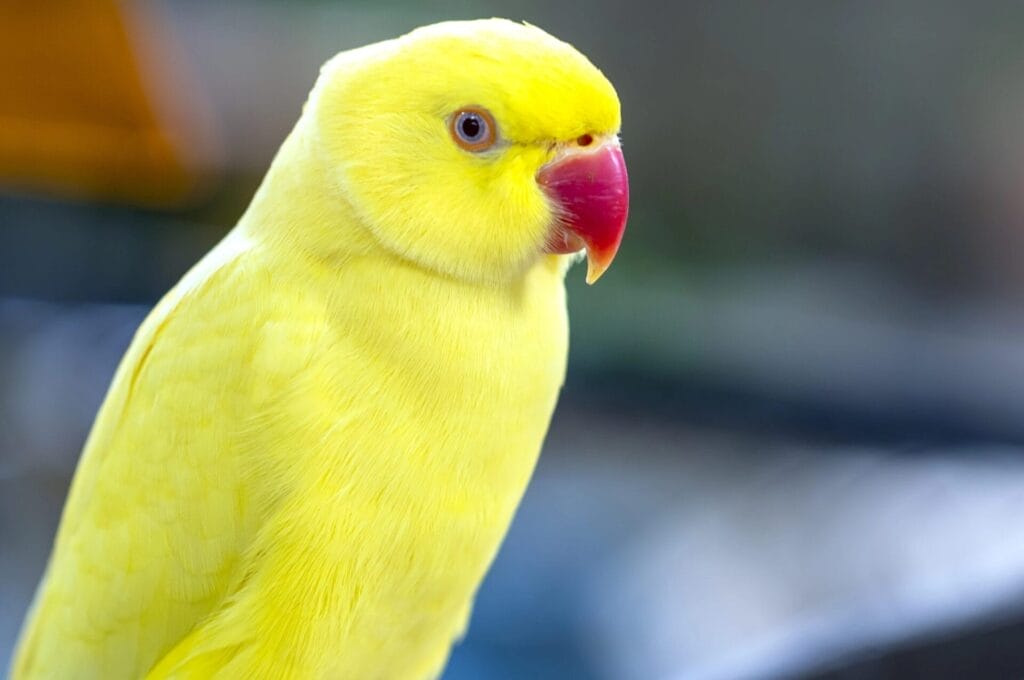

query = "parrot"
[{"left": 10, "top": 18, "right": 628, "bottom": 680}]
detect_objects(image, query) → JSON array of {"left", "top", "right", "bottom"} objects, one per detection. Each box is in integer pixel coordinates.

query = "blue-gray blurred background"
[{"left": 5, "top": 2, "right": 1024, "bottom": 678}]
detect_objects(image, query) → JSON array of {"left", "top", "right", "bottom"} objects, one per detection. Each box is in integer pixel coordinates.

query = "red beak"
[{"left": 537, "top": 140, "right": 629, "bottom": 284}]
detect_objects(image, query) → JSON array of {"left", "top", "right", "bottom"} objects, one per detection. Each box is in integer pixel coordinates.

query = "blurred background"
[{"left": 5, "top": 1, "right": 1024, "bottom": 678}]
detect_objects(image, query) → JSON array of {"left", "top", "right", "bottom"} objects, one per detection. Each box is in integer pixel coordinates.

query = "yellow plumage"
[{"left": 11, "top": 19, "right": 621, "bottom": 679}]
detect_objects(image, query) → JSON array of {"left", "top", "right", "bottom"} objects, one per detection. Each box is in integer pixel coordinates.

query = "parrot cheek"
[{"left": 537, "top": 140, "right": 629, "bottom": 284}]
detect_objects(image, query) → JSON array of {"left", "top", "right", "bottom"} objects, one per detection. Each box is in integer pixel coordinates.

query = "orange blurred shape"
[{"left": 0, "top": 1, "right": 217, "bottom": 205}]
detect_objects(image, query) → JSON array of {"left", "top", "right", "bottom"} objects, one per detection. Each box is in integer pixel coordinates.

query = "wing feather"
[{"left": 12, "top": 234, "right": 268, "bottom": 679}]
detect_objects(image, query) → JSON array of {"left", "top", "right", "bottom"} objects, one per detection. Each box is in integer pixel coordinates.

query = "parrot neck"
[{"left": 236, "top": 120, "right": 381, "bottom": 267}]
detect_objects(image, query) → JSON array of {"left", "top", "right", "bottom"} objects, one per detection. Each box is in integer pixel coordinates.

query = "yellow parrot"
[{"left": 11, "top": 18, "right": 628, "bottom": 680}]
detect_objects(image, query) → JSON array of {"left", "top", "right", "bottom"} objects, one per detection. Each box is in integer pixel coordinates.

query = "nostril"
[{"left": 576, "top": 134, "right": 593, "bottom": 147}]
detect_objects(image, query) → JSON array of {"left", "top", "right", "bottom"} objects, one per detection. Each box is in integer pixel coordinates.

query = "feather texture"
[{"left": 11, "top": 18, "right": 620, "bottom": 679}]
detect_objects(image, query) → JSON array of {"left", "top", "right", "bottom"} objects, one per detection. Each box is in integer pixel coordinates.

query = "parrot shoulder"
[{"left": 11, "top": 230, "right": 274, "bottom": 680}]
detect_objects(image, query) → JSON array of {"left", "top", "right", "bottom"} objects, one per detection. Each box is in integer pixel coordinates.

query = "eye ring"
[{"left": 449, "top": 107, "right": 497, "bottom": 152}]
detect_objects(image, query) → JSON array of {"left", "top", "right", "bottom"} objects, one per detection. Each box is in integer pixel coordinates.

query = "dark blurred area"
[{"left": 5, "top": 2, "right": 1024, "bottom": 678}]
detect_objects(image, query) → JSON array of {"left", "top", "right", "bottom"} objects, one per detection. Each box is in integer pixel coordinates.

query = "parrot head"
[{"left": 309, "top": 19, "right": 628, "bottom": 285}]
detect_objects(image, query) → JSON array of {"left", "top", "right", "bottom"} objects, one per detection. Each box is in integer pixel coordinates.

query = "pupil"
[{"left": 461, "top": 116, "right": 481, "bottom": 139}]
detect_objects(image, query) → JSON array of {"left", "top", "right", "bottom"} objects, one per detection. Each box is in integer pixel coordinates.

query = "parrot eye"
[{"left": 449, "top": 107, "right": 497, "bottom": 152}]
